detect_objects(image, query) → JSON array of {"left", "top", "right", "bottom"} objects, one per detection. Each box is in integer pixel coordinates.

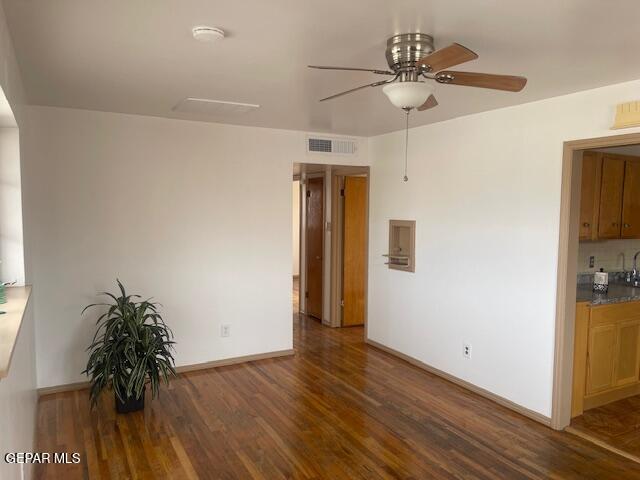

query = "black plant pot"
[{"left": 115, "top": 389, "right": 145, "bottom": 414}]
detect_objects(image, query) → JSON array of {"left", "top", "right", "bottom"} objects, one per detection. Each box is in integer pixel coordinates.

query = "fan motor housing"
[{"left": 386, "top": 33, "right": 435, "bottom": 71}]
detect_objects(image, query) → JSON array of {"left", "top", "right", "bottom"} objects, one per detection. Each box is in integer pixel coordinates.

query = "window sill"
[{"left": 0, "top": 285, "right": 32, "bottom": 379}]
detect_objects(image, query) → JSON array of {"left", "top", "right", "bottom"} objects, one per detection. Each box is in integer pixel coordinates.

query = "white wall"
[
  {"left": 21, "top": 106, "right": 368, "bottom": 388},
  {"left": 368, "top": 78, "right": 640, "bottom": 418},
  {"left": 292, "top": 180, "right": 300, "bottom": 276},
  {"left": 0, "top": 127, "right": 24, "bottom": 284}
]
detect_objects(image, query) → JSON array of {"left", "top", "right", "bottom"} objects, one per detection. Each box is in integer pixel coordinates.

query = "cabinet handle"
[
  {"left": 624, "top": 223, "right": 631, "bottom": 228},
  {"left": 583, "top": 222, "right": 590, "bottom": 228}
]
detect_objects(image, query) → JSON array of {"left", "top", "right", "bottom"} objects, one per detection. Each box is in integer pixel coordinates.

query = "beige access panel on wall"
[{"left": 384, "top": 220, "right": 416, "bottom": 272}]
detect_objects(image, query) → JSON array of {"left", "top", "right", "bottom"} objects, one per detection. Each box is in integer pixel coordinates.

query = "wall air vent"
[
  {"left": 172, "top": 98, "right": 260, "bottom": 116},
  {"left": 307, "top": 136, "right": 357, "bottom": 155}
]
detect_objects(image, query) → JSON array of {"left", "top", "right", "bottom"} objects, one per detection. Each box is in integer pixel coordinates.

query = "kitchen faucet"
[{"left": 633, "top": 250, "right": 640, "bottom": 284}]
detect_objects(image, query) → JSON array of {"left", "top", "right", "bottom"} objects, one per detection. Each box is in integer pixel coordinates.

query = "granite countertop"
[{"left": 576, "top": 282, "right": 640, "bottom": 306}]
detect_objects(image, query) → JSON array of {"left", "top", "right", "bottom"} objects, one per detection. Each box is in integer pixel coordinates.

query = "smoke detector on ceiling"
[{"left": 192, "top": 26, "right": 225, "bottom": 42}]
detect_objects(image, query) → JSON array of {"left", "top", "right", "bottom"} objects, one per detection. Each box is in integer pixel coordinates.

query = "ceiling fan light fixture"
[{"left": 382, "top": 81, "right": 434, "bottom": 110}]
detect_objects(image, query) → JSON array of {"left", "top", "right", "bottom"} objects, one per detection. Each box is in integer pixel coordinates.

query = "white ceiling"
[{"left": 3, "top": 0, "right": 640, "bottom": 136}]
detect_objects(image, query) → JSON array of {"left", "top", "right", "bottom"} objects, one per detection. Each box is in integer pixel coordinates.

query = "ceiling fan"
[
  {"left": 308, "top": 34, "right": 527, "bottom": 181},
  {"left": 309, "top": 33, "right": 527, "bottom": 112}
]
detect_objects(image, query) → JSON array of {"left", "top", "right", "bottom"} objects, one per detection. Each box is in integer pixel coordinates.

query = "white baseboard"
[{"left": 37, "top": 348, "right": 295, "bottom": 396}]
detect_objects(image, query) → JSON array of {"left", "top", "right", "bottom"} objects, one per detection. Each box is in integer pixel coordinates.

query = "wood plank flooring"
[
  {"left": 35, "top": 312, "right": 640, "bottom": 479},
  {"left": 571, "top": 394, "right": 640, "bottom": 461}
]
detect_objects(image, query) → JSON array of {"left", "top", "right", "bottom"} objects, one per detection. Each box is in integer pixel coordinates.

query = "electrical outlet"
[
  {"left": 589, "top": 256, "right": 595, "bottom": 268},
  {"left": 220, "top": 324, "right": 231, "bottom": 337},
  {"left": 463, "top": 343, "right": 472, "bottom": 359}
]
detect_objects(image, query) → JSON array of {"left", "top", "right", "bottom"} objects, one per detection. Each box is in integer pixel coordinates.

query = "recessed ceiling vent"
[
  {"left": 307, "top": 136, "right": 357, "bottom": 155},
  {"left": 173, "top": 98, "right": 260, "bottom": 116}
]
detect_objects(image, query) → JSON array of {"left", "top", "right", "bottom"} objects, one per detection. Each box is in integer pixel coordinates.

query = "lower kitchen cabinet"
[
  {"left": 586, "top": 323, "right": 617, "bottom": 394},
  {"left": 572, "top": 301, "right": 640, "bottom": 417},
  {"left": 614, "top": 319, "right": 640, "bottom": 386}
]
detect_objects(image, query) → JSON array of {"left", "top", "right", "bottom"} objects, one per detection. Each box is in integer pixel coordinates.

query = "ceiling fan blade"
[
  {"left": 319, "top": 79, "right": 390, "bottom": 102},
  {"left": 416, "top": 43, "right": 478, "bottom": 73},
  {"left": 308, "top": 65, "right": 395, "bottom": 75},
  {"left": 436, "top": 71, "right": 527, "bottom": 91},
  {"left": 417, "top": 95, "right": 438, "bottom": 111}
]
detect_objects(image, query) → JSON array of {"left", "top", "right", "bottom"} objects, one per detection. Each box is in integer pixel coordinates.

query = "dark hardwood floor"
[
  {"left": 36, "top": 308, "right": 640, "bottom": 478},
  {"left": 571, "top": 395, "right": 640, "bottom": 461}
]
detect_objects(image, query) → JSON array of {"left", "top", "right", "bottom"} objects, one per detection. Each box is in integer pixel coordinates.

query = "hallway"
[{"left": 33, "top": 309, "right": 640, "bottom": 479}]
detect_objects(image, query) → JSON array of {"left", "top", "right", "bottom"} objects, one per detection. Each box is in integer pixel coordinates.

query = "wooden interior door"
[
  {"left": 586, "top": 324, "right": 617, "bottom": 395},
  {"left": 342, "top": 176, "right": 367, "bottom": 326},
  {"left": 579, "top": 151, "right": 602, "bottom": 241},
  {"left": 305, "top": 177, "right": 323, "bottom": 319},
  {"left": 622, "top": 159, "right": 640, "bottom": 239},
  {"left": 598, "top": 155, "right": 625, "bottom": 239}
]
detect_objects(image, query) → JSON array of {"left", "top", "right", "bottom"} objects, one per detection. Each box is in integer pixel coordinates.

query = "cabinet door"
[
  {"left": 579, "top": 152, "right": 602, "bottom": 241},
  {"left": 614, "top": 319, "right": 640, "bottom": 387},
  {"left": 622, "top": 160, "right": 640, "bottom": 239},
  {"left": 571, "top": 302, "right": 591, "bottom": 417},
  {"left": 586, "top": 324, "right": 617, "bottom": 394},
  {"left": 598, "top": 155, "right": 625, "bottom": 239}
]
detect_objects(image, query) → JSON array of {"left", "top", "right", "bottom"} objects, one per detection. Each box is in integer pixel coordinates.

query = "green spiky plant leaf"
[{"left": 82, "top": 280, "right": 176, "bottom": 408}]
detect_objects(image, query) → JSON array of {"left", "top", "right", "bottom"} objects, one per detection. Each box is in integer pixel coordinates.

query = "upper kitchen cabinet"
[
  {"left": 598, "top": 155, "right": 626, "bottom": 239},
  {"left": 579, "top": 151, "right": 602, "bottom": 241},
  {"left": 622, "top": 158, "right": 640, "bottom": 239},
  {"left": 579, "top": 151, "right": 640, "bottom": 241}
]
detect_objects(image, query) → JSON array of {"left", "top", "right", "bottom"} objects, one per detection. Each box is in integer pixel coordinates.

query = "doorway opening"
[
  {"left": 292, "top": 178, "right": 301, "bottom": 313},
  {"left": 553, "top": 132, "right": 640, "bottom": 461},
  {"left": 292, "top": 163, "right": 370, "bottom": 329}
]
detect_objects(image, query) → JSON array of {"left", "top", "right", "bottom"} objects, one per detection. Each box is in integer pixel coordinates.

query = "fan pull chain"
[{"left": 403, "top": 108, "right": 410, "bottom": 182}]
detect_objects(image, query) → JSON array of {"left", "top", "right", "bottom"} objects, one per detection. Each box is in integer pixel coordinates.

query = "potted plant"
[{"left": 83, "top": 280, "right": 176, "bottom": 413}]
